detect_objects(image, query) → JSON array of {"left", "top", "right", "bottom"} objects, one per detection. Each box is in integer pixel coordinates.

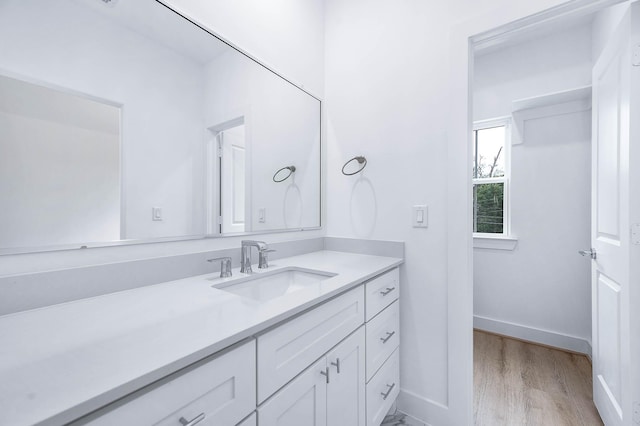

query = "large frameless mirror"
[{"left": 0, "top": 0, "right": 321, "bottom": 254}]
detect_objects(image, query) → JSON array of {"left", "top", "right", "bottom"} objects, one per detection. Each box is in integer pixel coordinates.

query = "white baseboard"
[
  {"left": 397, "top": 388, "right": 448, "bottom": 426},
  {"left": 474, "top": 315, "right": 592, "bottom": 357}
]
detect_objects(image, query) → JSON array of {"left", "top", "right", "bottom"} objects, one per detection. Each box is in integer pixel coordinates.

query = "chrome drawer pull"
[
  {"left": 381, "top": 383, "right": 396, "bottom": 400},
  {"left": 320, "top": 366, "right": 330, "bottom": 383},
  {"left": 380, "top": 331, "right": 396, "bottom": 344},
  {"left": 179, "top": 413, "right": 205, "bottom": 426},
  {"left": 380, "top": 287, "right": 395, "bottom": 296},
  {"left": 331, "top": 358, "right": 341, "bottom": 374}
]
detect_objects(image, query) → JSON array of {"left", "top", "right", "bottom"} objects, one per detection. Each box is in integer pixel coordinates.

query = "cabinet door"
[
  {"left": 326, "top": 327, "right": 366, "bottom": 426},
  {"left": 258, "top": 358, "right": 328, "bottom": 426}
]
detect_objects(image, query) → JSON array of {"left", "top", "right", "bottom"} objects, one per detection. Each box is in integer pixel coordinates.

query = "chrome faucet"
[{"left": 240, "top": 240, "right": 272, "bottom": 274}]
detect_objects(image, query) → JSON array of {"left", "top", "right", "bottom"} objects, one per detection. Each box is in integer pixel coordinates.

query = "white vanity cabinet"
[
  {"left": 67, "top": 265, "right": 400, "bottom": 426},
  {"left": 73, "top": 339, "right": 256, "bottom": 426},
  {"left": 257, "top": 266, "right": 400, "bottom": 426},
  {"left": 258, "top": 327, "right": 366, "bottom": 426}
]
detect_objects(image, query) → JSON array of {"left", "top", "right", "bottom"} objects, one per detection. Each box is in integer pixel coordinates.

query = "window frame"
[{"left": 472, "top": 117, "right": 511, "bottom": 237}]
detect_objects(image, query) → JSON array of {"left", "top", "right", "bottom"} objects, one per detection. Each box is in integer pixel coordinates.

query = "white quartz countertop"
[{"left": 0, "top": 250, "right": 402, "bottom": 426}]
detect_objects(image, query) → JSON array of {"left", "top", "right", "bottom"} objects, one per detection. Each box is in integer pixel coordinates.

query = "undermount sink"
[{"left": 210, "top": 267, "right": 337, "bottom": 302}]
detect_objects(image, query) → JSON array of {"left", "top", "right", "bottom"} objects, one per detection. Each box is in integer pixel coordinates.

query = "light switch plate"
[
  {"left": 258, "top": 208, "right": 266, "bottom": 223},
  {"left": 152, "top": 207, "right": 162, "bottom": 221},
  {"left": 413, "top": 205, "right": 428, "bottom": 228}
]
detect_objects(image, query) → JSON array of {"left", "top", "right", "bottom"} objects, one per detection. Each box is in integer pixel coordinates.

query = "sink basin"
[{"left": 210, "top": 267, "right": 337, "bottom": 302}]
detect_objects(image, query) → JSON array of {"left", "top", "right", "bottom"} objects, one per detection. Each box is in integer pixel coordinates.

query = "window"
[{"left": 473, "top": 119, "right": 509, "bottom": 235}]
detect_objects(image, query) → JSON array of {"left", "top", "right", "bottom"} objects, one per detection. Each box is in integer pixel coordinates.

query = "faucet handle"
[
  {"left": 207, "top": 256, "right": 232, "bottom": 278},
  {"left": 258, "top": 249, "right": 276, "bottom": 269}
]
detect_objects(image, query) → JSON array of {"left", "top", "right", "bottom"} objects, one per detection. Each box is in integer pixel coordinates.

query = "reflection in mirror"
[
  {"left": 0, "top": 74, "right": 121, "bottom": 248},
  {"left": 217, "top": 122, "right": 247, "bottom": 234},
  {"left": 0, "top": 0, "right": 321, "bottom": 253}
]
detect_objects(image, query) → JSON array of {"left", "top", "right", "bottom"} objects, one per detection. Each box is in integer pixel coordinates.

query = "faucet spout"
[{"left": 240, "top": 240, "right": 268, "bottom": 274}]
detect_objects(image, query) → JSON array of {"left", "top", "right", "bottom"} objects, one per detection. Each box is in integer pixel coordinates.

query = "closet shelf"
[
  {"left": 512, "top": 85, "right": 591, "bottom": 112},
  {"left": 511, "top": 86, "right": 591, "bottom": 145}
]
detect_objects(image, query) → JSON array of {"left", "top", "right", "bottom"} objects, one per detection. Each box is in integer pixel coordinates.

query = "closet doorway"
[{"left": 467, "top": 2, "right": 639, "bottom": 424}]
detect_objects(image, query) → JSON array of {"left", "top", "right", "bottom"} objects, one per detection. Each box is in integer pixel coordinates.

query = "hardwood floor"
[{"left": 474, "top": 330, "right": 603, "bottom": 426}]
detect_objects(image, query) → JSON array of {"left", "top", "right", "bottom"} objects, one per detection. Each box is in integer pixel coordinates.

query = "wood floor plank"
[{"left": 474, "top": 330, "right": 603, "bottom": 426}]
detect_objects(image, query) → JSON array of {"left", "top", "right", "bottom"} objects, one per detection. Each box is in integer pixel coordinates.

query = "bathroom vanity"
[{"left": 0, "top": 251, "right": 402, "bottom": 426}]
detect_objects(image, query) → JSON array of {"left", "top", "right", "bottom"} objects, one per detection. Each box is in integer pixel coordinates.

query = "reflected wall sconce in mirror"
[
  {"left": 342, "top": 156, "right": 367, "bottom": 176},
  {"left": 273, "top": 165, "right": 296, "bottom": 182}
]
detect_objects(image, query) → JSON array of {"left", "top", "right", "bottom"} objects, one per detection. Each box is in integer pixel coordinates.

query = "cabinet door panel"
[
  {"left": 258, "top": 358, "right": 327, "bottom": 426},
  {"left": 326, "top": 327, "right": 366, "bottom": 426},
  {"left": 258, "top": 286, "right": 364, "bottom": 401}
]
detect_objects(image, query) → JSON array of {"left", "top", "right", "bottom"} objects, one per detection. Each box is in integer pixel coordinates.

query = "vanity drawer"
[
  {"left": 365, "top": 268, "right": 399, "bottom": 321},
  {"left": 366, "top": 348, "right": 400, "bottom": 426},
  {"left": 257, "top": 286, "right": 365, "bottom": 402},
  {"left": 366, "top": 300, "right": 399, "bottom": 382},
  {"left": 77, "top": 340, "right": 256, "bottom": 426}
]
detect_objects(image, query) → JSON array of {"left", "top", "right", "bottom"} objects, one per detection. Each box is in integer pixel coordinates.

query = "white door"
[
  {"left": 220, "top": 125, "right": 246, "bottom": 234},
  {"left": 590, "top": 4, "right": 640, "bottom": 425},
  {"left": 326, "top": 328, "right": 366, "bottom": 426},
  {"left": 258, "top": 357, "right": 328, "bottom": 426}
]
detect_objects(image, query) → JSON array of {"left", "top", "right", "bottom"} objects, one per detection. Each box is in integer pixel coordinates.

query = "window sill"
[{"left": 473, "top": 234, "right": 518, "bottom": 251}]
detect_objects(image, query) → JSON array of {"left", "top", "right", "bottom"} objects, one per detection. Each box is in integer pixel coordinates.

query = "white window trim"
[
  {"left": 472, "top": 117, "right": 513, "bottom": 241},
  {"left": 473, "top": 234, "right": 518, "bottom": 250}
]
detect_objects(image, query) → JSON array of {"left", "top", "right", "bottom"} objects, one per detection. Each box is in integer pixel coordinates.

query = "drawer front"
[
  {"left": 365, "top": 300, "right": 399, "bottom": 382},
  {"left": 365, "top": 268, "right": 399, "bottom": 321},
  {"left": 366, "top": 348, "right": 399, "bottom": 426},
  {"left": 257, "top": 286, "right": 365, "bottom": 402},
  {"left": 79, "top": 340, "right": 256, "bottom": 426}
]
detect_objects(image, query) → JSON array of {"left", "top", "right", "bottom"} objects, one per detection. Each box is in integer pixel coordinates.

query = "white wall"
[
  {"left": 0, "top": 0, "right": 325, "bottom": 276},
  {"left": 472, "top": 24, "right": 593, "bottom": 353},
  {"left": 474, "top": 24, "right": 593, "bottom": 121}
]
